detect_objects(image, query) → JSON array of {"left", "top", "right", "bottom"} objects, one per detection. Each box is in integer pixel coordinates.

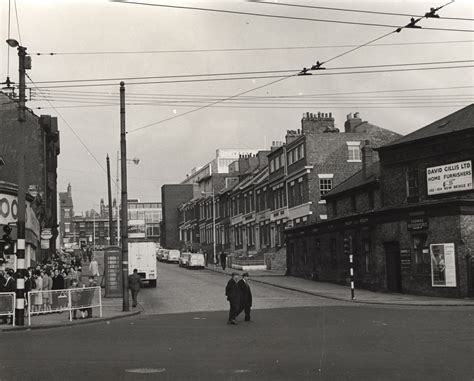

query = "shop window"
[{"left": 413, "top": 234, "right": 429, "bottom": 273}]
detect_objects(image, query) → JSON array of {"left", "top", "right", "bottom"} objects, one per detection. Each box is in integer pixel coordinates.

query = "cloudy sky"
[{"left": 1, "top": 0, "right": 473, "bottom": 212}]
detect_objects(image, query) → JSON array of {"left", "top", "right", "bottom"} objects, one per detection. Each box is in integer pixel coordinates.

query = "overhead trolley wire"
[
  {"left": 26, "top": 73, "right": 114, "bottom": 183},
  {"left": 28, "top": 59, "right": 474, "bottom": 85},
  {"left": 31, "top": 40, "right": 474, "bottom": 56},
  {"left": 29, "top": 64, "right": 474, "bottom": 89},
  {"left": 32, "top": 85, "right": 474, "bottom": 98},
  {"left": 250, "top": 1, "right": 474, "bottom": 22},
  {"left": 113, "top": 1, "right": 474, "bottom": 33},
  {"left": 102, "top": 1, "right": 466, "bottom": 133}
]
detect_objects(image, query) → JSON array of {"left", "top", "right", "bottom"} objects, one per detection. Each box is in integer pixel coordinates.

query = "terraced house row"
[{"left": 166, "top": 111, "right": 400, "bottom": 271}]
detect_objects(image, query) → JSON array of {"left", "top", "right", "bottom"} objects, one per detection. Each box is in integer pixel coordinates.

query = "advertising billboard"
[
  {"left": 427, "top": 160, "right": 472, "bottom": 195},
  {"left": 128, "top": 219, "right": 146, "bottom": 239}
]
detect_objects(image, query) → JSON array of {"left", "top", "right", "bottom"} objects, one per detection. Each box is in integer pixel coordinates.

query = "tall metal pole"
[
  {"left": 106, "top": 154, "right": 114, "bottom": 245},
  {"left": 116, "top": 151, "right": 120, "bottom": 244},
  {"left": 15, "top": 45, "right": 27, "bottom": 326},
  {"left": 120, "top": 82, "right": 130, "bottom": 311}
]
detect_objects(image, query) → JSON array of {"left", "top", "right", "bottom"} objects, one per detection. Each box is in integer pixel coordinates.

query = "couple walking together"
[{"left": 225, "top": 272, "right": 252, "bottom": 325}]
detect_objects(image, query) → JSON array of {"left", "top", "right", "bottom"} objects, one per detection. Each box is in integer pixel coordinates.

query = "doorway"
[{"left": 384, "top": 241, "right": 402, "bottom": 293}]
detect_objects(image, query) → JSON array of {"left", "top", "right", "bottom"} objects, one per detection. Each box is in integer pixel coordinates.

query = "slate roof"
[
  {"left": 323, "top": 162, "right": 380, "bottom": 199},
  {"left": 378, "top": 104, "right": 474, "bottom": 150}
]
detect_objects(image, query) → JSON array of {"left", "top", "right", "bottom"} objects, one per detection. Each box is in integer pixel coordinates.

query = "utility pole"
[
  {"left": 14, "top": 43, "right": 29, "bottom": 326},
  {"left": 106, "top": 154, "right": 114, "bottom": 245},
  {"left": 120, "top": 82, "right": 130, "bottom": 311},
  {"left": 116, "top": 150, "right": 120, "bottom": 244}
]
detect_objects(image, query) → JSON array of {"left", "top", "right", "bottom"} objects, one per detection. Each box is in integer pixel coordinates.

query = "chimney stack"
[
  {"left": 362, "top": 140, "right": 373, "bottom": 179},
  {"left": 345, "top": 112, "right": 363, "bottom": 133},
  {"left": 301, "top": 111, "right": 336, "bottom": 134}
]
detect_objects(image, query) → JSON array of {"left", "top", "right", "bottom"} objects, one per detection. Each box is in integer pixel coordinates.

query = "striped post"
[{"left": 349, "top": 253, "right": 355, "bottom": 300}]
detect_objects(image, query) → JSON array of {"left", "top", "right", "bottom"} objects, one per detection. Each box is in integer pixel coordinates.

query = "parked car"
[
  {"left": 179, "top": 252, "right": 191, "bottom": 267},
  {"left": 157, "top": 248, "right": 168, "bottom": 262},
  {"left": 167, "top": 249, "right": 180, "bottom": 263},
  {"left": 187, "top": 253, "right": 206, "bottom": 269}
]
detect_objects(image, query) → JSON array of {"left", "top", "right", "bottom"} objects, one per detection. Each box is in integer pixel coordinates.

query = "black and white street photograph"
[{"left": 0, "top": 0, "right": 473, "bottom": 380}]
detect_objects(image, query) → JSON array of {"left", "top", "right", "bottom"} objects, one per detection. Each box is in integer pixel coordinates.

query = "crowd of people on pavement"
[{"left": 0, "top": 249, "right": 101, "bottom": 324}]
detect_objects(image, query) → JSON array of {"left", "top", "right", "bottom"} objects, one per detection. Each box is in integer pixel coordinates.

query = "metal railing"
[
  {"left": 0, "top": 292, "right": 16, "bottom": 326},
  {"left": 27, "top": 286, "right": 102, "bottom": 326}
]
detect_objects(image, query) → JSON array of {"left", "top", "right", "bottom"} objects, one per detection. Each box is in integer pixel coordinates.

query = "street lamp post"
[{"left": 6, "top": 38, "right": 30, "bottom": 326}]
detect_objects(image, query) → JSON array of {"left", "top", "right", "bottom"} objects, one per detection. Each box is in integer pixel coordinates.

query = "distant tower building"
[{"left": 59, "top": 183, "right": 75, "bottom": 248}]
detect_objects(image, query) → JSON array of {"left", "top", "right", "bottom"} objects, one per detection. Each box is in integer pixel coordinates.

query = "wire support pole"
[
  {"left": 15, "top": 45, "right": 27, "bottom": 326},
  {"left": 120, "top": 81, "right": 130, "bottom": 312}
]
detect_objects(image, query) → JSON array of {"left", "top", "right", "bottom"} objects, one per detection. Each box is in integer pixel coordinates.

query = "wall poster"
[{"left": 430, "top": 243, "right": 457, "bottom": 287}]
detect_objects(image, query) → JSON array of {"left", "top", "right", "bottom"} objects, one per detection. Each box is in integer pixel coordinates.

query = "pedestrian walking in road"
[
  {"left": 237, "top": 272, "right": 253, "bottom": 322},
  {"left": 128, "top": 269, "right": 143, "bottom": 308},
  {"left": 89, "top": 256, "right": 100, "bottom": 278},
  {"left": 225, "top": 272, "right": 240, "bottom": 325}
]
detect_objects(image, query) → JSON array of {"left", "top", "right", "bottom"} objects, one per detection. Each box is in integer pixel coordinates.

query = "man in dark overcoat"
[
  {"left": 128, "top": 268, "right": 143, "bottom": 308},
  {"left": 237, "top": 272, "right": 253, "bottom": 322},
  {"left": 225, "top": 272, "right": 240, "bottom": 325}
]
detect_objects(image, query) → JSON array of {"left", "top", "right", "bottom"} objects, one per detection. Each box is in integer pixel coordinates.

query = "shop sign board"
[
  {"left": 427, "top": 160, "right": 472, "bottom": 195},
  {"left": 407, "top": 217, "right": 428, "bottom": 231},
  {"left": 400, "top": 249, "right": 412, "bottom": 271},
  {"left": 430, "top": 243, "right": 457, "bottom": 287}
]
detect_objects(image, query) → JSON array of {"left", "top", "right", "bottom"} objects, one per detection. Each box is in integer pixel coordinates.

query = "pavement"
[
  {"left": 3, "top": 256, "right": 473, "bottom": 332},
  {"left": 0, "top": 250, "right": 140, "bottom": 332},
  {"left": 206, "top": 264, "right": 474, "bottom": 307}
]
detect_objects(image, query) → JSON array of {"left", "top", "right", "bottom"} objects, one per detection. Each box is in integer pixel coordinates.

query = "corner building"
[{"left": 286, "top": 105, "right": 474, "bottom": 298}]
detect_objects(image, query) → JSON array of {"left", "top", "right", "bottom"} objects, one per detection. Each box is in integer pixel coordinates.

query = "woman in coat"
[
  {"left": 42, "top": 270, "right": 53, "bottom": 312},
  {"left": 32, "top": 270, "right": 43, "bottom": 313}
]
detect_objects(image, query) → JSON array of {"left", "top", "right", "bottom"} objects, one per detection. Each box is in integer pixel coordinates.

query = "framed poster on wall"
[{"left": 430, "top": 243, "right": 456, "bottom": 287}]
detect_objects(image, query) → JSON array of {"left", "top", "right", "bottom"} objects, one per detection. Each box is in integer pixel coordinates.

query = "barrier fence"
[
  {"left": 27, "top": 286, "right": 102, "bottom": 326},
  {"left": 0, "top": 292, "right": 16, "bottom": 326}
]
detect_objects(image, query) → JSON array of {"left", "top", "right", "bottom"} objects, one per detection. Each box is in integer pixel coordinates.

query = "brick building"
[
  {"left": 59, "top": 183, "right": 75, "bottom": 247},
  {"left": 0, "top": 92, "right": 60, "bottom": 260},
  {"left": 177, "top": 111, "right": 399, "bottom": 271},
  {"left": 263, "top": 112, "right": 400, "bottom": 269},
  {"left": 161, "top": 184, "right": 199, "bottom": 249},
  {"left": 286, "top": 105, "right": 474, "bottom": 298}
]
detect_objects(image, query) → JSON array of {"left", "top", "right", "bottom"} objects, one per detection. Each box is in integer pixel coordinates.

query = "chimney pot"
[
  {"left": 354, "top": 112, "right": 360, "bottom": 118},
  {"left": 329, "top": 112, "right": 332, "bottom": 118}
]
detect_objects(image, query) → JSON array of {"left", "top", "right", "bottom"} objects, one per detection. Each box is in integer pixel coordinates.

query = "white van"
[
  {"left": 187, "top": 253, "right": 206, "bottom": 269},
  {"left": 128, "top": 241, "right": 157, "bottom": 287},
  {"left": 167, "top": 250, "right": 180, "bottom": 263}
]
